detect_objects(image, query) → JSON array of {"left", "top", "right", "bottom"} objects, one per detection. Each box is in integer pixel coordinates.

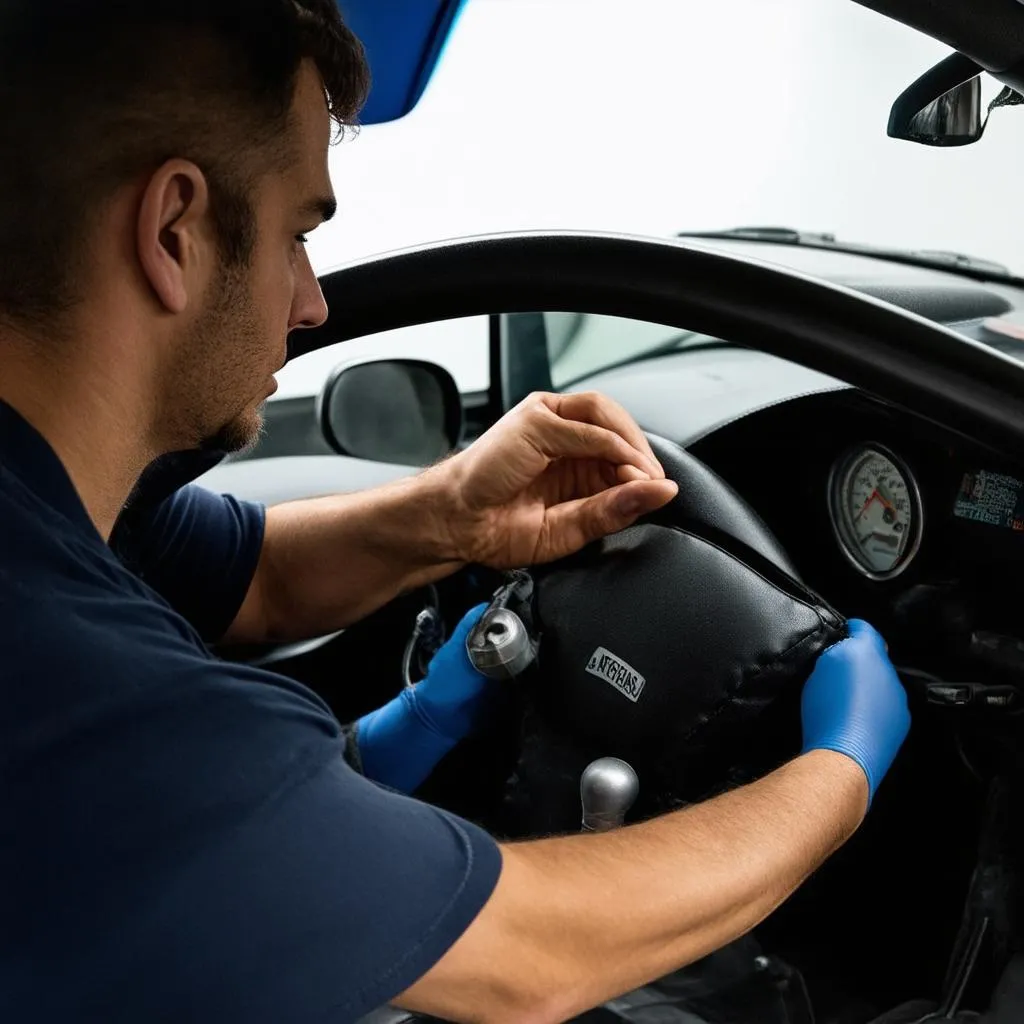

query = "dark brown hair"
[{"left": 0, "top": 0, "right": 370, "bottom": 327}]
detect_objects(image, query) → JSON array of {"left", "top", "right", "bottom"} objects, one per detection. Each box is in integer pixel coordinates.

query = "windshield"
[
  {"left": 534, "top": 313, "right": 713, "bottom": 388},
  {"left": 308, "top": 0, "right": 1022, "bottom": 278}
]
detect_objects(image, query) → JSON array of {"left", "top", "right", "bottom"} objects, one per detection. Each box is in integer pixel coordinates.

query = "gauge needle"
[
  {"left": 876, "top": 482, "right": 897, "bottom": 507},
  {"left": 855, "top": 488, "right": 896, "bottom": 522}
]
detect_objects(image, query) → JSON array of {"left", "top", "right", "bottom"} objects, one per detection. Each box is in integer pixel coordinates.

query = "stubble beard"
[{"left": 172, "top": 262, "right": 271, "bottom": 457}]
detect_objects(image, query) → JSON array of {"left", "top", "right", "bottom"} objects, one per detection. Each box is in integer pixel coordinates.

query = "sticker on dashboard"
[
  {"left": 585, "top": 646, "right": 646, "bottom": 703},
  {"left": 954, "top": 470, "right": 1024, "bottom": 531}
]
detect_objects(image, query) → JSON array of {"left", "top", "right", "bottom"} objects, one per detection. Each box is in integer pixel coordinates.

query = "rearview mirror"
[
  {"left": 318, "top": 358, "right": 463, "bottom": 466},
  {"left": 888, "top": 52, "right": 985, "bottom": 147},
  {"left": 888, "top": 51, "right": 1024, "bottom": 147},
  {"left": 898, "top": 76, "right": 983, "bottom": 146}
]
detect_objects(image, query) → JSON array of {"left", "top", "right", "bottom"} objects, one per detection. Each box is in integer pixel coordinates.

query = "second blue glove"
[
  {"left": 355, "top": 604, "right": 497, "bottom": 794},
  {"left": 800, "top": 618, "right": 910, "bottom": 805}
]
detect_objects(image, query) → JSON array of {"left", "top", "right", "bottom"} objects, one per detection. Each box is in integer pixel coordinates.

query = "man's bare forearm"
[
  {"left": 223, "top": 391, "right": 681, "bottom": 646},
  {"left": 397, "top": 750, "right": 868, "bottom": 1023},
  {"left": 235, "top": 468, "right": 463, "bottom": 643}
]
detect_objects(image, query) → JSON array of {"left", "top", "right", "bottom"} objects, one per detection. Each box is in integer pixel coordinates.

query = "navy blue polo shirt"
[{"left": 0, "top": 399, "right": 502, "bottom": 1022}]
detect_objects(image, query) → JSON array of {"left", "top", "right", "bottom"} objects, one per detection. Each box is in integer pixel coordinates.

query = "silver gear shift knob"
[{"left": 580, "top": 757, "right": 639, "bottom": 832}]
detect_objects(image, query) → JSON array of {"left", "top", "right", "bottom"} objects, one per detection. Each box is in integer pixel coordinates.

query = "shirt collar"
[
  {"left": 0, "top": 398, "right": 99, "bottom": 538},
  {"left": 0, "top": 398, "right": 229, "bottom": 533},
  {"left": 124, "top": 448, "right": 227, "bottom": 511}
]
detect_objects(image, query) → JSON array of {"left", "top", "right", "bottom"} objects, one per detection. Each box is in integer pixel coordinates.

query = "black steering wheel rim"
[{"left": 299, "top": 230, "right": 1024, "bottom": 456}]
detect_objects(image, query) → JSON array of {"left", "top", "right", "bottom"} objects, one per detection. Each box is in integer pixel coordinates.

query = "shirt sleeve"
[
  {"left": 3, "top": 606, "right": 503, "bottom": 1023},
  {"left": 110, "top": 483, "right": 266, "bottom": 642}
]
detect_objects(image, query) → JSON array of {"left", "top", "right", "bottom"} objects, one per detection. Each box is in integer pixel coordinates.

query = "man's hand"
[
  {"left": 801, "top": 618, "right": 910, "bottom": 806},
  {"left": 440, "top": 391, "right": 679, "bottom": 567}
]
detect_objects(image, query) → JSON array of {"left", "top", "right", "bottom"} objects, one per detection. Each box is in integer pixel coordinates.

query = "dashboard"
[
  {"left": 684, "top": 387, "right": 1024, "bottom": 695},
  {"left": 813, "top": 435, "right": 1021, "bottom": 585},
  {"left": 685, "top": 387, "right": 1024, "bottom": 580}
]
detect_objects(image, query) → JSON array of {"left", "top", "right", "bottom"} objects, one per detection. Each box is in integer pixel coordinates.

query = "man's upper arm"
[{"left": 111, "top": 483, "right": 266, "bottom": 643}]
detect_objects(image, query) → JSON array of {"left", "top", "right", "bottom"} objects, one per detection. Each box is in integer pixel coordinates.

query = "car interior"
[{"left": 193, "top": 1, "right": 1024, "bottom": 1021}]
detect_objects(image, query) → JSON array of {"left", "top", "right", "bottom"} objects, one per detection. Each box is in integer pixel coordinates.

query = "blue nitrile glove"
[
  {"left": 800, "top": 619, "right": 910, "bottom": 805},
  {"left": 355, "top": 604, "right": 496, "bottom": 794}
]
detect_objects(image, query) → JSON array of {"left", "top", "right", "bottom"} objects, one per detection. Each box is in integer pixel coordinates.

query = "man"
[{"left": 0, "top": 2, "right": 909, "bottom": 1022}]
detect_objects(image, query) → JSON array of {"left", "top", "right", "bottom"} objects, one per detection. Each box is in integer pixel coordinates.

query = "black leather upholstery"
[
  {"left": 500, "top": 437, "right": 844, "bottom": 834},
  {"left": 531, "top": 523, "right": 840, "bottom": 752}
]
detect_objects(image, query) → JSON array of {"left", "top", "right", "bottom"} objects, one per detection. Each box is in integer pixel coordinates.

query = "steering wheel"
[
  {"left": 495, "top": 433, "right": 843, "bottom": 831},
  {"left": 298, "top": 231, "right": 1024, "bottom": 828}
]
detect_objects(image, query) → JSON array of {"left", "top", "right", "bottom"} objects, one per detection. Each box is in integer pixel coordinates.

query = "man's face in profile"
[{"left": 169, "top": 60, "right": 334, "bottom": 456}]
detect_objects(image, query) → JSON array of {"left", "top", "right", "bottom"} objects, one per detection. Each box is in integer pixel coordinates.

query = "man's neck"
[{"left": 0, "top": 332, "right": 160, "bottom": 541}]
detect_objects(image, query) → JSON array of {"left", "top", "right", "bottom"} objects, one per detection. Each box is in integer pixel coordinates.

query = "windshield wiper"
[{"left": 678, "top": 226, "right": 1021, "bottom": 285}]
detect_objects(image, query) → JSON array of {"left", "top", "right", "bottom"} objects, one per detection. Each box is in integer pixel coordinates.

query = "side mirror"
[{"left": 318, "top": 358, "right": 464, "bottom": 466}]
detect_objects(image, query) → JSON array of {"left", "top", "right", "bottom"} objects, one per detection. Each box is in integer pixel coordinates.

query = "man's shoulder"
[
  {"left": 0, "top": 478, "right": 333, "bottom": 756},
  {"left": 0, "top": 472, "right": 175, "bottom": 621},
  {"left": 0, "top": 476, "right": 146, "bottom": 641},
  {"left": 112, "top": 479, "right": 266, "bottom": 643}
]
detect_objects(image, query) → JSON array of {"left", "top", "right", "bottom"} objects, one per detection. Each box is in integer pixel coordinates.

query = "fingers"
[
  {"left": 846, "top": 619, "right": 879, "bottom": 640},
  {"left": 581, "top": 460, "right": 649, "bottom": 491},
  {"left": 616, "top": 464, "right": 651, "bottom": 484},
  {"left": 534, "top": 479, "right": 678, "bottom": 562},
  {"left": 574, "top": 459, "right": 621, "bottom": 499},
  {"left": 822, "top": 619, "right": 890, "bottom": 661},
  {"left": 539, "top": 392, "right": 665, "bottom": 479},
  {"left": 566, "top": 460, "right": 647, "bottom": 496},
  {"left": 451, "top": 603, "right": 490, "bottom": 642},
  {"left": 846, "top": 618, "right": 890, "bottom": 654},
  {"left": 611, "top": 478, "right": 678, "bottom": 519},
  {"left": 528, "top": 402, "right": 662, "bottom": 480}
]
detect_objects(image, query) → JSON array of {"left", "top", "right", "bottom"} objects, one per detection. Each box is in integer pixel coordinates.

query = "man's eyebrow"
[{"left": 302, "top": 195, "right": 337, "bottom": 224}]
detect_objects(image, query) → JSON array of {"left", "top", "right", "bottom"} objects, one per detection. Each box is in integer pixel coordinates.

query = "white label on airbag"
[{"left": 585, "top": 647, "right": 646, "bottom": 703}]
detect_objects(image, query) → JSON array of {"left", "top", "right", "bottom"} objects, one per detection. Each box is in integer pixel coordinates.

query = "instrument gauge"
[{"left": 828, "top": 444, "right": 922, "bottom": 580}]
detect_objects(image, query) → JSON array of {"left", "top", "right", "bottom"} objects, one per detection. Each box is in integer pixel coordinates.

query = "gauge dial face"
[{"left": 830, "top": 446, "right": 921, "bottom": 579}]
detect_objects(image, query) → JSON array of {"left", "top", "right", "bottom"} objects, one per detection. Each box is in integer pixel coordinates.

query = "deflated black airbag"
[
  {"left": 501, "top": 521, "right": 844, "bottom": 834},
  {"left": 531, "top": 523, "right": 842, "bottom": 754}
]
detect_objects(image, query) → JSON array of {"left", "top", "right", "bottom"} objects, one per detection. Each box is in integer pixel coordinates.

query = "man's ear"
[{"left": 136, "top": 159, "right": 211, "bottom": 316}]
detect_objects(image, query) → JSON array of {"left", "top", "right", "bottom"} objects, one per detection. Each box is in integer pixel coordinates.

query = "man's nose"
[{"left": 289, "top": 249, "right": 329, "bottom": 331}]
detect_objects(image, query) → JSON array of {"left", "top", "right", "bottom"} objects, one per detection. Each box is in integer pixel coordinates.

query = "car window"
[
  {"left": 273, "top": 316, "right": 491, "bottom": 400},
  {"left": 539, "top": 312, "right": 718, "bottom": 389}
]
